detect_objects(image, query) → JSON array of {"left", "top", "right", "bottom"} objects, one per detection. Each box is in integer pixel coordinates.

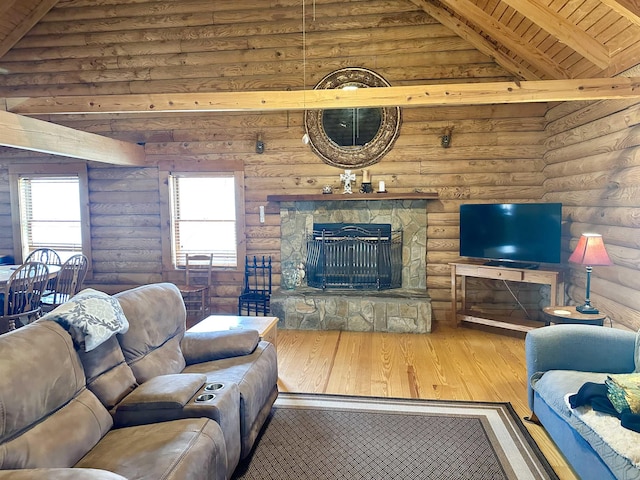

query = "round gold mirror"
[{"left": 304, "top": 68, "right": 402, "bottom": 169}]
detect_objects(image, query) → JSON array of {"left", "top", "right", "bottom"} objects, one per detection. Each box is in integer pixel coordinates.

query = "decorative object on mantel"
[
  {"left": 322, "top": 185, "right": 333, "bottom": 194},
  {"left": 360, "top": 169, "right": 373, "bottom": 193},
  {"left": 378, "top": 180, "right": 387, "bottom": 193},
  {"left": 340, "top": 169, "right": 356, "bottom": 194},
  {"left": 441, "top": 126, "right": 454, "bottom": 148},
  {"left": 304, "top": 67, "right": 402, "bottom": 169}
]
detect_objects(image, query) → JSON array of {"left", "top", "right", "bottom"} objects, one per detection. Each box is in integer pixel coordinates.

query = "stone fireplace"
[{"left": 269, "top": 195, "right": 434, "bottom": 333}]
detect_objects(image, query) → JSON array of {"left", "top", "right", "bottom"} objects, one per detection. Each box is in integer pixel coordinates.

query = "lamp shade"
[{"left": 568, "top": 233, "right": 613, "bottom": 266}]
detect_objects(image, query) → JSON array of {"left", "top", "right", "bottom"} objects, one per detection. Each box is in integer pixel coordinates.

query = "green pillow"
[{"left": 606, "top": 373, "right": 640, "bottom": 414}]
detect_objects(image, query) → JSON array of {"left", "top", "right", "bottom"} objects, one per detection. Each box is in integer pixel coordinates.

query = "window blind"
[
  {"left": 19, "top": 176, "right": 82, "bottom": 255},
  {"left": 170, "top": 174, "right": 237, "bottom": 267}
]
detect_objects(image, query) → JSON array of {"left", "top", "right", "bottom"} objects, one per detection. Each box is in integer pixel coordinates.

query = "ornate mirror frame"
[{"left": 304, "top": 68, "right": 402, "bottom": 169}]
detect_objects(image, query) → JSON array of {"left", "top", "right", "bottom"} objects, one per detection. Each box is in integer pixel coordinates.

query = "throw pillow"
[
  {"left": 43, "top": 288, "right": 129, "bottom": 352},
  {"left": 606, "top": 373, "right": 640, "bottom": 414}
]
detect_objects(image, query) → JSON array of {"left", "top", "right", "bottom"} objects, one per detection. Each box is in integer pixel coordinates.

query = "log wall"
[
  {"left": 543, "top": 99, "right": 640, "bottom": 331},
  {"left": 3, "top": 0, "right": 637, "bottom": 328}
]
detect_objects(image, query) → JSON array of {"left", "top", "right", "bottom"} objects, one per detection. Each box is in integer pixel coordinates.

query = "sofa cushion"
[
  {"left": 115, "top": 283, "right": 187, "bottom": 382},
  {"left": 75, "top": 418, "right": 228, "bottom": 480},
  {"left": 78, "top": 335, "right": 138, "bottom": 411},
  {"left": 43, "top": 289, "right": 129, "bottom": 352},
  {"left": 534, "top": 369, "right": 640, "bottom": 479},
  {"left": 532, "top": 369, "right": 609, "bottom": 419},
  {"left": 0, "top": 321, "right": 113, "bottom": 469}
]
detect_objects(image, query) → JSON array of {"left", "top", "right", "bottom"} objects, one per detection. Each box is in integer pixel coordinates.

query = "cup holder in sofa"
[
  {"left": 195, "top": 393, "right": 216, "bottom": 403},
  {"left": 205, "top": 383, "right": 224, "bottom": 392}
]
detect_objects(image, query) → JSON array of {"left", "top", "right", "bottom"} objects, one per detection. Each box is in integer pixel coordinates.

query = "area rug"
[{"left": 232, "top": 393, "right": 558, "bottom": 480}]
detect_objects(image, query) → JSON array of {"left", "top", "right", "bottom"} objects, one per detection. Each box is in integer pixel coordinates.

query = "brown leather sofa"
[{"left": 0, "top": 283, "right": 278, "bottom": 480}]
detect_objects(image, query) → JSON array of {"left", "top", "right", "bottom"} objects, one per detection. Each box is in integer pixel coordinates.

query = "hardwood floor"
[{"left": 276, "top": 323, "right": 578, "bottom": 480}]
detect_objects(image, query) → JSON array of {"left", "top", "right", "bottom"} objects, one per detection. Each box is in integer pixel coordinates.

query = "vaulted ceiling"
[
  {"left": 1, "top": 0, "right": 639, "bottom": 81},
  {"left": 0, "top": 0, "right": 639, "bottom": 165}
]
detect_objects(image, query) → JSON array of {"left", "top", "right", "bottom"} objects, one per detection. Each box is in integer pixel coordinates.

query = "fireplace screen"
[{"left": 306, "top": 223, "right": 402, "bottom": 290}]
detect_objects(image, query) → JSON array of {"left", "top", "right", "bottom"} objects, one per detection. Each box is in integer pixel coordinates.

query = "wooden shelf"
[{"left": 267, "top": 192, "right": 438, "bottom": 202}]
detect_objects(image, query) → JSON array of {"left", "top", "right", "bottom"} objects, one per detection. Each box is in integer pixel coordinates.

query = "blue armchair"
[{"left": 525, "top": 324, "right": 638, "bottom": 480}]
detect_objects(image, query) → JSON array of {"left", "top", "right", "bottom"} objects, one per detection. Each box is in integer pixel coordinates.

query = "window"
[
  {"left": 9, "top": 163, "right": 91, "bottom": 268},
  {"left": 159, "top": 161, "right": 245, "bottom": 270},
  {"left": 17, "top": 176, "right": 83, "bottom": 261},
  {"left": 170, "top": 174, "right": 239, "bottom": 267}
]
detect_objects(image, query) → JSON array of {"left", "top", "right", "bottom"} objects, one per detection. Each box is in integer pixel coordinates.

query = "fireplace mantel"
[{"left": 267, "top": 192, "right": 438, "bottom": 202}]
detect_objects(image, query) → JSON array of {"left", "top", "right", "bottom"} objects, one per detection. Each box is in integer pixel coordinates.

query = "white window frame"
[
  {"left": 159, "top": 160, "right": 245, "bottom": 272},
  {"left": 9, "top": 163, "right": 92, "bottom": 275}
]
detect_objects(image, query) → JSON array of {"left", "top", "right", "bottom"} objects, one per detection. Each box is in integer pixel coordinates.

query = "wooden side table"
[{"left": 542, "top": 306, "right": 606, "bottom": 326}]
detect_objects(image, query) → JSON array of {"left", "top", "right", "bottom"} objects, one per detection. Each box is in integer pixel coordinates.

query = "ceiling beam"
[
  {"left": 499, "top": 0, "right": 609, "bottom": 69},
  {"left": 436, "top": 0, "right": 572, "bottom": 79},
  {"left": 4, "top": 78, "right": 640, "bottom": 115},
  {"left": 0, "top": 0, "right": 59, "bottom": 58},
  {"left": 408, "top": 0, "right": 541, "bottom": 81},
  {"left": 0, "top": 110, "right": 146, "bottom": 166}
]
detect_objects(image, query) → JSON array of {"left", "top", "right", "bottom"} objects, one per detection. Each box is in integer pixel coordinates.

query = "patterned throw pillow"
[
  {"left": 43, "top": 288, "right": 129, "bottom": 352},
  {"left": 606, "top": 373, "right": 640, "bottom": 414}
]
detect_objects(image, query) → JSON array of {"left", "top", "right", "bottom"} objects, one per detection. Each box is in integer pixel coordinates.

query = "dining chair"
[
  {"left": 24, "top": 248, "right": 62, "bottom": 266},
  {"left": 177, "top": 254, "right": 213, "bottom": 324},
  {"left": 0, "top": 262, "right": 49, "bottom": 333},
  {"left": 238, "top": 255, "right": 272, "bottom": 316},
  {"left": 40, "top": 254, "right": 89, "bottom": 312}
]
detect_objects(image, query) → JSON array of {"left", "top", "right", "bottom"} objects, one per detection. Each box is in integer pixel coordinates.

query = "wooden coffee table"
[{"left": 188, "top": 315, "right": 278, "bottom": 347}]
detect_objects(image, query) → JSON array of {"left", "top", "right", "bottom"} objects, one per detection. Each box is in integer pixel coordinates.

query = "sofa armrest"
[
  {"left": 181, "top": 329, "right": 259, "bottom": 365},
  {"left": 0, "top": 469, "right": 128, "bottom": 480},
  {"left": 525, "top": 324, "right": 636, "bottom": 409},
  {"left": 113, "top": 373, "right": 208, "bottom": 427}
]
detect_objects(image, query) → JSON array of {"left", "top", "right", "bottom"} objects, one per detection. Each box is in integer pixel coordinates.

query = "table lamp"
[{"left": 568, "top": 233, "right": 612, "bottom": 314}]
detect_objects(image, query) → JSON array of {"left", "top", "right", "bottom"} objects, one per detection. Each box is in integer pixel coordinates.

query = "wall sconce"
[
  {"left": 256, "top": 134, "right": 265, "bottom": 154},
  {"left": 441, "top": 126, "right": 454, "bottom": 148}
]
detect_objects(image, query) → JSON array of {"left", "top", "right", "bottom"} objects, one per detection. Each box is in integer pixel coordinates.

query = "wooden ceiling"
[
  {"left": 1, "top": 0, "right": 638, "bottom": 81},
  {"left": 0, "top": 0, "right": 638, "bottom": 165}
]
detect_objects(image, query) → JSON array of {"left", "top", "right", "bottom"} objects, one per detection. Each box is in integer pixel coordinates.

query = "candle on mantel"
[
  {"left": 362, "top": 169, "right": 370, "bottom": 183},
  {"left": 378, "top": 180, "right": 385, "bottom": 192}
]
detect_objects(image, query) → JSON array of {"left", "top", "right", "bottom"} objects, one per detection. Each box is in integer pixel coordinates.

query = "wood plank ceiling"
[{"left": 1, "top": 0, "right": 638, "bottom": 82}]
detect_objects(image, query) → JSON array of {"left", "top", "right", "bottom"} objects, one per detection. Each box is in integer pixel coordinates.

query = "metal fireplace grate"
[{"left": 306, "top": 223, "right": 402, "bottom": 290}]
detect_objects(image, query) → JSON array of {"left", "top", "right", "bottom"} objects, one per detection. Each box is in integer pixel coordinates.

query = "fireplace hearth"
[{"left": 306, "top": 223, "right": 402, "bottom": 290}]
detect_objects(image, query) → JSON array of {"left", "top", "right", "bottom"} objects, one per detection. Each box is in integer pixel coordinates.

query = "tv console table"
[{"left": 450, "top": 261, "right": 564, "bottom": 334}]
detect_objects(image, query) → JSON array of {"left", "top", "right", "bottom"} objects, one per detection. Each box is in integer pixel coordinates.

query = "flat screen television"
[{"left": 459, "top": 202, "right": 562, "bottom": 268}]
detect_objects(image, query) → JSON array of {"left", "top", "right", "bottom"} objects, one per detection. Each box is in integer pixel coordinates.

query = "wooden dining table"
[{"left": 0, "top": 264, "right": 61, "bottom": 287}]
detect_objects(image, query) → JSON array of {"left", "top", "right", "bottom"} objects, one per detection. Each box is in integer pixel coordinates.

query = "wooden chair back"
[
  {"left": 49, "top": 254, "right": 89, "bottom": 305},
  {"left": 1, "top": 262, "right": 49, "bottom": 332},
  {"left": 24, "top": 248, "right": 62, "bottom": 266}
]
